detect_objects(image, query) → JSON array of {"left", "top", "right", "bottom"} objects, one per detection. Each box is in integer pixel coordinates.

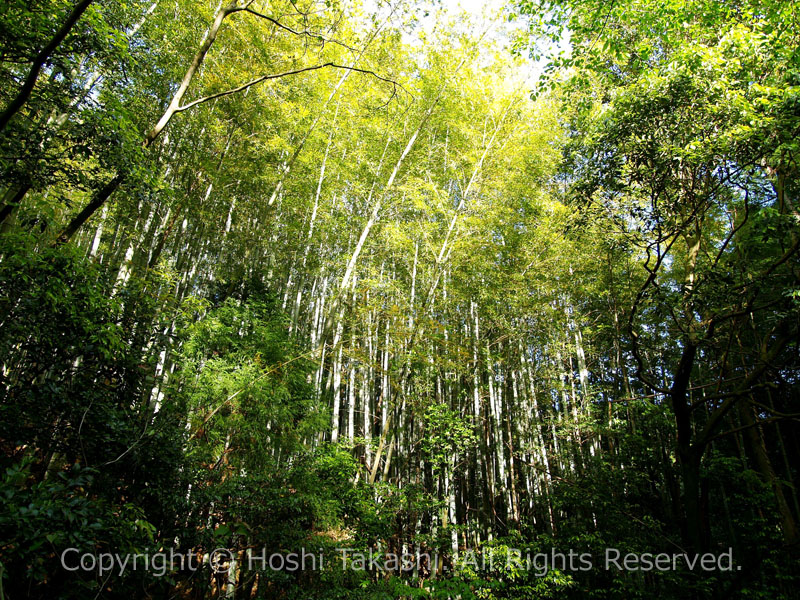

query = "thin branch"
[
  {"left": 242, "top": 7, "right": 357, "bottom": 52},
  {"left": 98, "top": 416, "right": 150, "bottom": 468},
  {"left": 710, "top": 188, "right": 749, "bottom": 272},
  {"left": 0, "top": 0, "right": 94, "bottom": 133},
  {"left": 747, "top": 398, "right": 800, "bottom": 420},
  {"left": 175, "top": 62, "right": 404, "bottom": 114},
  {"left": 627, "top": 232, "right": 678, "bottom": 394},
  {"left": 186, "top": 343, "right": 325, "bottom": 442},
  {"left": 704, "top": 415, "right": 800, "bottom": 445},
  {"left": 694, "top": 327, "right": 795, "bottom": 450},
  {"left": 524, "top": 460, "right": 687, "bottom": 553},
  {"left": 703, "top": 295, "right": 786, "bottom": 335}
]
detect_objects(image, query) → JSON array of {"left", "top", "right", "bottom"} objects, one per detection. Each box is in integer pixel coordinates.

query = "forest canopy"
[{"left": 0, "top": 0, "right": 798, "bottom": 598}]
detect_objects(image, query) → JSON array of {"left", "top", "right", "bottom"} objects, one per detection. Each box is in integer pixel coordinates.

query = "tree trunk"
[{"left": 0, "top": 0, "right": 95, "bottom": 133}]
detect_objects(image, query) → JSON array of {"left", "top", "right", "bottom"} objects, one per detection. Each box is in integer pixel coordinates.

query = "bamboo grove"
[{"left": 1, "top": 0, "right": 799, "bottom": 598}]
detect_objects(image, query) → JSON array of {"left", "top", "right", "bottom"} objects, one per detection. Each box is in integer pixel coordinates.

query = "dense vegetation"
[{"left": 1, "top": 0, "right": 798, "bottom": 598}]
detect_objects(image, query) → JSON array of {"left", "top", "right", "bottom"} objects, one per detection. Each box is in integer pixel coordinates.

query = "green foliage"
[
  {"left": 1, "top": 0, "right": 799, "bottom": 598},
  {"left": 0, "top": 459, "right": 157, "bottom": 598},
  {"left": 179, "top": 295, "right": 322, "bottom": 468},
  {"left": 0, "top": 234, "right": 134, "bottom": 465},
  {"left": 420, "top": 403, "right": 477, "bottom": 473}
]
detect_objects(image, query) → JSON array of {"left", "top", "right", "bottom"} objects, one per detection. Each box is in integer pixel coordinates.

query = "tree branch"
[
  {"left": 0, "top": 0, "right": 95, "bottom": 133},
  {"left": 175, "top": 62, "right": 402, "bottom": 113},
  {"left": 694, "top": 327, "right": 795, "bottom": 450},
  {"left": 703, "top": 415, "right": 793, "bottom": 445},
  {"left": 627, "top": 232, "right": 678, "bottom": 394},
  {"left": 242, "top": 7, "right": 357, "bottom": 52}
]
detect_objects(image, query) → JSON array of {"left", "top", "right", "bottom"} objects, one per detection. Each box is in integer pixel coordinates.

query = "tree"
[{"left": 517, "top": 0, "right": 800, "bottom": 558}]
